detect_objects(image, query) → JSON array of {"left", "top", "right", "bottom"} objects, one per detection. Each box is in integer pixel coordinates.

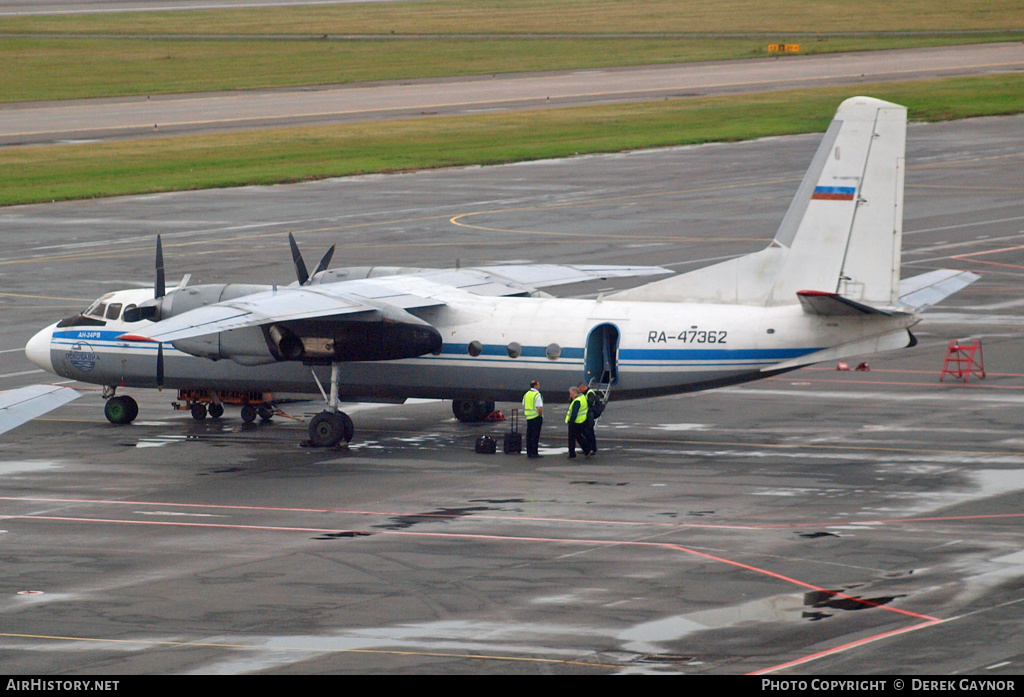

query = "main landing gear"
[
  {"left": 452, "top": 398, "right": 495, "bottom": 423},
  {"left": 307, "top": 362, "right": 355, "bottom": 448}
]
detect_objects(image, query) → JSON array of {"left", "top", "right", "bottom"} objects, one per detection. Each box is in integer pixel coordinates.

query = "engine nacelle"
[
  {"left": 265, "top": 305, "right": 442, "bottom": 364},
  {"left": 125, "top": 284, "right": 271, "bottom": 323},
  {"left": 172, "top": 325, "right": 278, "bottom": 366}
]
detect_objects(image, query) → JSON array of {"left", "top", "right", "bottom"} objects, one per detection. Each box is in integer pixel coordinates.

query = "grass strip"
[
  {"left": 2, "top": 0, "right": 1022, "bottom": 36},
  {"left": 2, "top": 75, "right": 1022, "bottom": 207}
]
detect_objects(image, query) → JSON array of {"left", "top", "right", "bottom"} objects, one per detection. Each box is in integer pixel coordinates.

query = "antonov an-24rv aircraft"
[{"left": 25, "top": 97, "right": 978, "bottom": 447}]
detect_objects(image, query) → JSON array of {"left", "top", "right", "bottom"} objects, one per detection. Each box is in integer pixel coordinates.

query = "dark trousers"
[
  {"left": 582, "top": 419, "right": 596, "bottom": 454},
  {"left": 567, "top": 422, "right": 589, "bottom": 458},
  {"left": 526, "top": 416, "right": 542, "bottom": 457}
]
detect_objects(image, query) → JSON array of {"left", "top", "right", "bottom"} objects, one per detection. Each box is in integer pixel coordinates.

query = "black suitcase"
[
  {"left": 503, "top": 409, "right": 523, "bottom": 454},
  {"left": 475, "top": 435, "right": 496, "bottom": 454}
]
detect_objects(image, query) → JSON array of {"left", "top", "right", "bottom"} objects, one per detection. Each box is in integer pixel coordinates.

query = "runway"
[
  {"left": 0, "top": 113, "right": 1023, "bottom": 674},
  {"left": 3, "top": 42, "right": 1024, "bottom": 146}
]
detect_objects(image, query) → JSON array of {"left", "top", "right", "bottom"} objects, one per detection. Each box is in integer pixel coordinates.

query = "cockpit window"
[
  {"left": 105, "top": 303, "right": 123, "bottom": 320},
  {"left": 84, "top": 293, "right": 115, "bottom": 319}
]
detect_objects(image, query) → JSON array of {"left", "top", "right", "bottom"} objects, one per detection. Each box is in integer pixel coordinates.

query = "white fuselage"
[{"left": 26, "top": 285, "right": 916, "bottom": 404}]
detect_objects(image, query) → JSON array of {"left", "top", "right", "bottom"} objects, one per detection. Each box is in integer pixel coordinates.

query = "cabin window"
[
  {"left": 545, "top": 343, "right": 561, "bottom": 360},
  {"left": 467, "top": 340, "right": 483, "bottom": 357},
  {"left": 506, "top": 342, "right": 522, "bottom": 359}
]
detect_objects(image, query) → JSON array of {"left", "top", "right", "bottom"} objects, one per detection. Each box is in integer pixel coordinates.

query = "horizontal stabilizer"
[
  {"left": 797, "top": 290, "right": 894, "bottom": 316},
  {"left": 897, "top": 269, "right": 980, "bottom": 312}
]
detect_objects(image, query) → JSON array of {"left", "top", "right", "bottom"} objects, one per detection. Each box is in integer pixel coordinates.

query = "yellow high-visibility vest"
[
  {"left": 565, "top": 394, "right": 588, "bottom": 424},
  {"left": 523, "top": 389, "right": 541, "bottom": 419}
]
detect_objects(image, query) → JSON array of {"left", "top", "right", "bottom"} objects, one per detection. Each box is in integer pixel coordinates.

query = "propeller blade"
[
  {"left": 289, "top": 232, "right": 310, "bottom": 286},
  {"left": 155, "top": 235, "right": 166, "bottom": 299},
  {"left": 312, "top": 245, "right": 335, "bottom": 278},
  {"left": 156, "top": 342, "right": 164, "bottom": 391}
]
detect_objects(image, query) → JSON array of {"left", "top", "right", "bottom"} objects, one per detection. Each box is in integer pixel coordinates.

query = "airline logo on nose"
[{"left": 67, "top": 342, "right": 100, "bottom": 373}]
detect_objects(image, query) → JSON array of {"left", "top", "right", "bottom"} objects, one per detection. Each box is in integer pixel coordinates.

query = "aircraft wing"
[
  {"left": 121, "top": 283, "right": 438, "bottom": 344},
  {"left": 464, "top": 264, "right": 672, "bottom": 290},
  {"left": 119, "top": 286, "right": 382, "bottom": 343},
  {"left": 124, "top": 264, "right": 672, "bottom": 344},
  {"left": 0, "top": 384, "right": 80, "bottom": 436}
]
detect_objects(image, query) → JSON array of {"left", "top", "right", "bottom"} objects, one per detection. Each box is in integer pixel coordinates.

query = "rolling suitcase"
[{"left": 503, "top": 408, "right": 523, "bottom": 454}]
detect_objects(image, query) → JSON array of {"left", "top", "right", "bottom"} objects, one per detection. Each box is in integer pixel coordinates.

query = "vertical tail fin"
[{"left": 611, "top": 96, "right": 907, "bottom": 306}]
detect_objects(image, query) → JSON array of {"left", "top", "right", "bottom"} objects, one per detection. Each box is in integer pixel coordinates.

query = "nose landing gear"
[{"left": 103, "top": 393, "right": 139, "bottom": 425}]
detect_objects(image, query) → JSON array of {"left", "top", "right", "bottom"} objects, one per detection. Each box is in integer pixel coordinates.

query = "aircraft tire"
[
  {"left": 190, "top": 403, "right": 207, "bottom": 421},
  {"left": 104, "top": 396, "right": 136, "bottom": 425},
  {"left": 240, "top": 404, "right": 257, "bottom": 423},
  {"left": 452, "top": 399, "right": 478, "bottom": 423},
  {"left": 309, "top": 411, "right": 345, "bottom": 447},
  {"left": 208, "top": 403, "right": 224, "bottom": 419},
  {"left": 124, "top": 396, "right": 139, "bottom": 423},
  {"left": 340, "top": 411, "right": 354, "bottom": 443}
]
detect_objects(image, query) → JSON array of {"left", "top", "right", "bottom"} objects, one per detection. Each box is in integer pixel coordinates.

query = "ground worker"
[
  {"left": 577, "top": 382, "right": 597, "bottom": 456},
  {"left": 565, "top": 386, "right": 592, "bottom": 459},
  {"left": 522, "top": 379, "right": 544, "bottom": 459}
]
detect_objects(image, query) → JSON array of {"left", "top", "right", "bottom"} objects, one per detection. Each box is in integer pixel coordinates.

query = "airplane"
[{"left": 25, "top": 96, "right": 979, "bottom": 448}]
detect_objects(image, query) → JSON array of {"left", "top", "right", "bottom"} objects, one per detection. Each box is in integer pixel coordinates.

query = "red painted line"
[
  {"left": 653, "top": 542, "right": 940, "bottom": 622},
  {"left": 7, "top": 514, "right": 942, "bottom": 624},
  {"left": 953, "top": 244, "right": 1024, "bottom": 258},
  {"left": 749, "top": 619, "right": 944, "bottom": 674},
  {"left": 951, "top": 246, "right": 1024, "bottom": 271}
]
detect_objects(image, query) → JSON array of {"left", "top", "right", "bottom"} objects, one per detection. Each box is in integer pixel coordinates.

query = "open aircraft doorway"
[{"left": 585, "top": 323, "right": 619, "bottom": 388}]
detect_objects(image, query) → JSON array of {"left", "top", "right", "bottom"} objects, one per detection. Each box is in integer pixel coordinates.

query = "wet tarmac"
[{"left": 1, "top": 113, "right": 1023, "bottom": 674}]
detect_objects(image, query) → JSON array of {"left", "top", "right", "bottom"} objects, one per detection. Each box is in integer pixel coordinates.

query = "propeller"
[
  {"left": 289, "top": 233, "right": 309, "bottom": 286},
  {"left": 289, "top": 232, "right": 335, "bottom": 285},
  {"left": 312, "top": 244, "right": 335, "bottom": 278},
  {"left": 156, "top": 342, "right": 164, "bottom": 391},
  {"left": 155, "top": 234, "right": 166, "bottom": 299}
]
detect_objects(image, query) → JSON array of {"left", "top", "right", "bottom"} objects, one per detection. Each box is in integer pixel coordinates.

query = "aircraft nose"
[{"left": 25, "top": 325, "right": 55, "bottom": 373}]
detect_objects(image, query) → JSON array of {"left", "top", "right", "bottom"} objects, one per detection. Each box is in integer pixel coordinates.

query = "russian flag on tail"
[{"left": 812, "top": 185, "right": 856, "bottom": 201}]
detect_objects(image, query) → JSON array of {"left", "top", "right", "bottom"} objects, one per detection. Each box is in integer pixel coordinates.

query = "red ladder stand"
[{"left": 940, "top": 339, "right": 985, "bottom": 382}]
